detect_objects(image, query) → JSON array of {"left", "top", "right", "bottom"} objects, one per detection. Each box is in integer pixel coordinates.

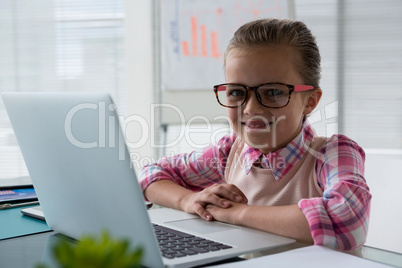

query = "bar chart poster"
[{"left": 161, "top": 0, "right": 289, "bottom": 90}]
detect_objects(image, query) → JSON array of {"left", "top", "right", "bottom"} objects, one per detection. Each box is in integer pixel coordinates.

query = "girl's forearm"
[
  {"left": 236, "top": 204, "right": 314, "bottom": 244},
  {"left": 144, "top": 180, "right": 193, "bottom": 211}
]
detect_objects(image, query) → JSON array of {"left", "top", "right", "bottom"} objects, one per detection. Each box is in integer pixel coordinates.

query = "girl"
[{"left": 140, "top": 18, "right": 371, "bottom": 251}]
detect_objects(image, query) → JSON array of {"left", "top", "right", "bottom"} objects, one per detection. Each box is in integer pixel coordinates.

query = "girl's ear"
[{"left": 303, "top": 88, "right": 322, "bottom": 115}]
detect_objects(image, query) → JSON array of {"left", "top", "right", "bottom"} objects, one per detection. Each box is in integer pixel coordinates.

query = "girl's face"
[{"left": 225, "top": 46, "right": 319, "bottom": 153}]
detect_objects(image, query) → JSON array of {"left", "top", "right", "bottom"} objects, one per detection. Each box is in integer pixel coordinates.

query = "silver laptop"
[{"left": 2, "top": 92, "right": 295, "bottom": 268}]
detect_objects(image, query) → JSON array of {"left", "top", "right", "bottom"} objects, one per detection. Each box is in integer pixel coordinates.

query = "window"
[
  {"left": 0, "top": 0, "right": 125, "bottom": 178},
  {"left": 296, "top": 0, "right": 402, "bottom": 152}
]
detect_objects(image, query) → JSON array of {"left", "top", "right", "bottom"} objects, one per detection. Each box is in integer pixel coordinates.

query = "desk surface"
[
  {"left": 0, "top": 231, "right": 401, "bottom": 268},
  {"left": 0, "top": 231, "right": 53, "bottom": 268},
  {"left": 1, "top": 206, "right": 401, "bottom": 268},
  {"left": 0, "top": 205, "right": 50, "bottom": 240}
]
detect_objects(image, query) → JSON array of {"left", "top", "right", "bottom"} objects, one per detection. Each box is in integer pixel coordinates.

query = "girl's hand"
[
  {"left": 180, "top": 184, "right": 248, "bottom": 221},
  {"left": 205, "top": 202, "right": 248, "bottom": 225}
]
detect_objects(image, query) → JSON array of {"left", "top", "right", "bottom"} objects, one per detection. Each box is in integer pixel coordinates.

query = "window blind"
[
  {"left": 0, "top": 0, "right": 125, "bottom": 179},
  {"left": 342, "top": 0, "right": 402, "bottom": 151},
  {"left": 296, "top": 0, "right": 402, "bottom": 152}
]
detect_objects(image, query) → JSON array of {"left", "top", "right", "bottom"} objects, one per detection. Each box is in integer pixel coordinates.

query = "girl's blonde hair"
[{"left": 224, "top": 18, "right": 321, "bottom": 88}]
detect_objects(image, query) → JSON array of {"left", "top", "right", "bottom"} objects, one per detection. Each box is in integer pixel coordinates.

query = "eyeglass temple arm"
[
  {"left": 215, "top": 86, "right": 226, "bottom": 92},
  {"left": 215, "top": 84, "right": 314, "bottom": 92},
  {"left": 293, "top": 85, "right": 315, "bottom": 92}
]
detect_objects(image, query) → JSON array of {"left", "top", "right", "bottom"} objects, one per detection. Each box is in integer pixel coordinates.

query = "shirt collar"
[{"left": 242, "top": 120, "right": 315, "bottom": 181}]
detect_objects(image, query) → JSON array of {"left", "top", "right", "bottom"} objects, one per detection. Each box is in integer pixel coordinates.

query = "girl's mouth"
[{"left": 242, "top": 120, "right": 273, "bottom": 129}]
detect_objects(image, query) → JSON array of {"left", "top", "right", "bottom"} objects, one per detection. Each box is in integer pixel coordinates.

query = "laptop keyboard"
[{"left": 153, "top": 224, "right": 233, "bottom": 259}]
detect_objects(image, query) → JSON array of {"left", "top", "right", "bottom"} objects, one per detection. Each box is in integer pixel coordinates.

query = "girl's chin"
[
  {"left": 242, "top": 135, "right": 274, "bottom": 151},
  {"left": 240, "top": 129, "right": 287, "bottom": 151}
]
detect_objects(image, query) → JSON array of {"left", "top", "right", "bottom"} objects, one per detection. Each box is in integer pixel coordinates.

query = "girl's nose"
[{"left": 243, "top": 91, "right": 265, "bottom": 115}]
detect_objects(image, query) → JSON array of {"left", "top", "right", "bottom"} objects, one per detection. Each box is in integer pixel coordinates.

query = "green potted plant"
[{"left": 36, "top": 230, "right": 143, "bottom": 268}]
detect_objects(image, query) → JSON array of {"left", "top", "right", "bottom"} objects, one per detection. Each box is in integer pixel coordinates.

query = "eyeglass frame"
[{"left": 213, "top": 82, "right": 315, "bottom": 108}]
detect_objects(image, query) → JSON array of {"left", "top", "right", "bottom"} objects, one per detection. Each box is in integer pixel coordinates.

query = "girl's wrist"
[
  {"left": 178, "top": 190, "right": 194, "bottom": 213},
  {"left": 233, "top": 203, "right": 249, "bottom": 225}
]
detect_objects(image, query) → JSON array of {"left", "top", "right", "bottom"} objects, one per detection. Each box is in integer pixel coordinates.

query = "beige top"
[{"left": 224, "top": 136, "right": 328, "bottom": 206}]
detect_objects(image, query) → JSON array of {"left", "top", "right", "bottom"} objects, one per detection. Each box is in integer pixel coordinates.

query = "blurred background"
[{"left": 0, "top": 0, "right": 401, "bottom": 253}]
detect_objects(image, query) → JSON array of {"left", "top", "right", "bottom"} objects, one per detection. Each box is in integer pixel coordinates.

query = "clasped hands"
[{"left": 181, "top": 184, "right": 249, "bottom": 224}]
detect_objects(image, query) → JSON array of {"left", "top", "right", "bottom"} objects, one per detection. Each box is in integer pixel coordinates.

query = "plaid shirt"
[{"left": 140, "top": 121, "right": 371, "bottom": 251}]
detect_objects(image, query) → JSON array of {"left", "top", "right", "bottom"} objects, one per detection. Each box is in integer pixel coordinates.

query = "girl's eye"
[
  {"left": 258, "top": 84, "right": 288, "bottom": 99},
  {"left": 228, "top": 88, "right": 246, "bottom": 97},
  {"left": 267, "top": 89, "right": 284, "bottom": 96},
  {"left": 260, "top": 87, "right": 285, "bottom": 97}
]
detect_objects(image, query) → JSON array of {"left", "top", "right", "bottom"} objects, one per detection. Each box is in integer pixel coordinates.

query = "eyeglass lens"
[{"left": 216, "top": 84, "right": 290, "bottom": 108}]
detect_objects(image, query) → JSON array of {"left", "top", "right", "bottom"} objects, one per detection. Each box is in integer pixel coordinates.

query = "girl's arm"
[
  {"left": 299, "top": 134, "right": 371, "bottom": 250},
  {"left": 206, "top": 202, "right": 313, "bottom": 244},
  {"left": 140, "top": 134, "right": 248, "bottom": 219}
]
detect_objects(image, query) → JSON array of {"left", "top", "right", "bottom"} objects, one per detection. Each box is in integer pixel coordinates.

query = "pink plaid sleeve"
[
  {"left": 298, "top": 134, "right": 371, "bottom": 250},
  {"left": 139, "top": 134, "right": 236, "bottom": 193}
]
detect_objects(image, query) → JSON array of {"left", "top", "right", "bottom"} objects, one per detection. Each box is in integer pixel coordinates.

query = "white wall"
[
  {"left": 364, "top": 154, "right": 402, "bottom": 252},
  {"left": 124, "top": 0, "right": 156, "bottom": 176}
]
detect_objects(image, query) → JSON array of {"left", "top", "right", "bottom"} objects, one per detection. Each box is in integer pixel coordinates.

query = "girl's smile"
[
  {"left": 242, "top": 118, "right": 274, "bottom": 133},
  {"left": 243, "top": 120, "right": 272, "bottom": 129}
]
